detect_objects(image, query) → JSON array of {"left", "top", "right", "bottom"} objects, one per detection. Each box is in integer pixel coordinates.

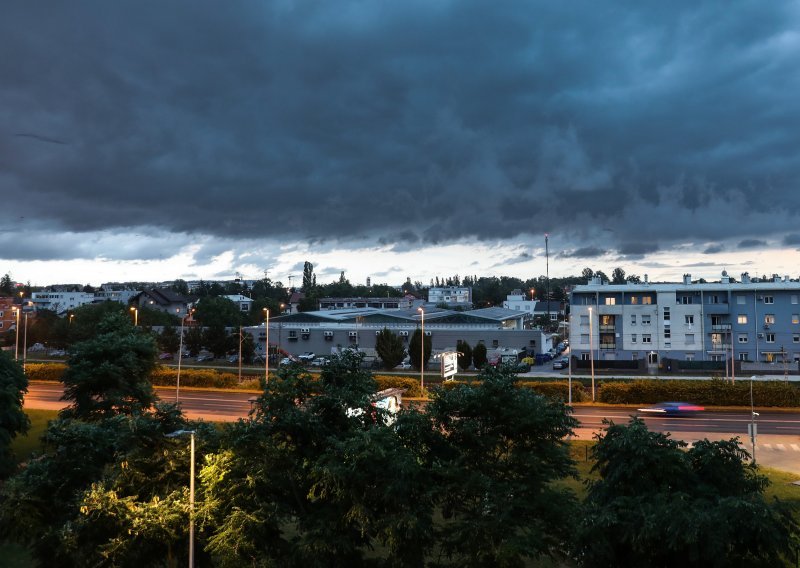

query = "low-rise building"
[
  {"left": 318, "top": 297, "right": 412, "bottom": 310},
  {"left": 133, "top": 288, "right": 191, "bottom": 317},
  {"left": 223, "top": 294, "right": 254, "bottom": 313},
  {"left": 428, "top": 286, "right": 472, "bottom": 308},
  {"left": 31, "top": 291, "right": 95, "bottom": 314}
]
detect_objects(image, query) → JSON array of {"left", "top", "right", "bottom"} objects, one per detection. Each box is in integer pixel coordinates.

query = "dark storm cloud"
[
  {"left": 560, "top": 247, "right": 607, "bottom": 259},
  {"left": 783, "top": 234, "right": 800, "bottom": 246},
  {"left": 703, "top": 244, "right": 724, "bottom": 254},
  {"left": 738, "top": 239, "right": 768, "bottom": 249},
  {"left": 3, "top": 1, "right": 800, "bottom": 262}
]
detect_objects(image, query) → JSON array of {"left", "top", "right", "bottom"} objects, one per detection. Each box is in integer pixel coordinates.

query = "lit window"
[
  {"left": 737, "top": 315, "right": 748, "bottom": 325},
  {"left": 605, "top": 297, "right": 616, "bottom": 305},
  {"left": 793, "top": 314, "right": 799, "bottom": 324},
  {"left": 642, "top": 296, "right": 652, "bottom": 305},
  {"left": 765, "top": 314, "right": 775, "bottom": 325}
]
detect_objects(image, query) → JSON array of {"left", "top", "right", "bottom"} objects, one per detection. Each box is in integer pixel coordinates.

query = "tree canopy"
[
  {"left": 0, "top": 351, "right": 29, "bottom": 478},
  {"left": 375, "top": 327, "right": 406, "bottom": 369}
]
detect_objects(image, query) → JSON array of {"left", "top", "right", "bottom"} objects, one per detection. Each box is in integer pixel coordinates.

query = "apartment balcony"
[
  {"left": 599, "top": 325, "right": 616, "bottom": 332},
  {"left": 704, "top": 304, "right": 730, "bottom": 315},
  {"left": 710, "top": 324, "right": 732, "bottom": 332},
  {"left": 599, "top": 343, "right": 616, "bottom": 350}
]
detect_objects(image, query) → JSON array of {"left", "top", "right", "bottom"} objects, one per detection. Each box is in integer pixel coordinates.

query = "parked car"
[
  {"left": 298, "top": 351, "right": 316, "bottom": 363},
  {"left": 159, "top": 352, "right": 174, "bottom": 360},
  {"left": 227, "top": 354, "right": 239, "bottom": 364},
  {"left": 196, "top": 354, "right": 214, "bottom": 362},
  {"left": 552, "top": 357, "right": 569, "bottom": 370},
  {"left": 396, "top": 361, "right": 412, "bottom": 370},
  {"left": 252, "top": 354, "right": 266, "bottom": 363},
  {"left": 48, "top": 349, "right": 66, "bottom": 357},
  {"left": 280, "top": 357, "right": 299, "bottom": 365},
  {"left": 637, "top": 402, "right": 705, "bottom": 417},
  {"left": 310, "top": 357, "right": 329, "bottom": 367}
]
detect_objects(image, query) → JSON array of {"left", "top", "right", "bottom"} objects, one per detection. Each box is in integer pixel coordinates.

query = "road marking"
[
  {"left": 776, "top": 444, "right": 787, "bottom": 451},
  {"left": 791, "top": 444, "right": 800, "bottom": 452},
  {"left": 762, "top": 443, "right": 773, "bottom": 450}
]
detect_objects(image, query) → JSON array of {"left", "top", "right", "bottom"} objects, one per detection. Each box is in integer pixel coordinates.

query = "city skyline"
[{"left": 3, "top": 3, "right": 800, "bottom": 287}]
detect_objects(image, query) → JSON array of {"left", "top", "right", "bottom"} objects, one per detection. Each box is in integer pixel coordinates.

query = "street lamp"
[
  {"left": 69, "top": 313, "right": 74, "bottom": 325},
  {"left": 418, "top": 307, "right": 425, "bottom": 392},
  {"left": 13, "top": 307, "right": 20, "bottom": 361},
  {"left": 130, "top": 306, "right": 138, "bottom": 327},
  {"left": 166, "top": 430, "right": 196, "bottom": 568},
  {"left": 23, "top": 313, "right": 28, "bottom": 372},
  {"left": 262, "top": 307, "right": 270, "bottom": 384},
  {"left": 589, "top": 306, "right": 595, "bottom": 402},
  {"left": 176, "top": 310, "right": 193, "bottom": 403}
]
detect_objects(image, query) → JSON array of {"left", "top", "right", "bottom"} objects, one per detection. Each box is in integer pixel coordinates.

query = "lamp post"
[
  {"left": 176, "top": 311, "right": 193, "bottom": 403},
  {"left": 262, "top": 307, "right": 270, "bottom": 384},
  {"left": 166, "top": 430, "right": 196, "bottom": 568},
  {"left": 589, "top": 306, "right": 595, "bottom": 402},
  {"left": 69, "top": 313, "right": 74, "bottom": 325},
  {"left": 130, "top": 306, "right": 138, "bottom": 327},
  {"left": 277, "top": 303, "right": 285, "bottom": 362},
  {"left": 418, "top": 307, "right": 425, "bottom": 392},
  {"left": 13, "top": 307, "right": 20, "bottom": 361},
  {"left": 23, "top": 313, "right": 28, "bottom": 372},
  {"left": 567, "top": 313, "right": 572, "bottom": 406},
  {"left": 749, "top": 377, "right": 758, "bottom": 464}
]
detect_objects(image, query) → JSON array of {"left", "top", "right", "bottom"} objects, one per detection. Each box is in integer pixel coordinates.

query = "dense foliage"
[
  {"left": 0, "top": 351, "right": 29, "bottom": 478},
  {"left": 375, "top": 327, "right": 407, "bottom": 369}
]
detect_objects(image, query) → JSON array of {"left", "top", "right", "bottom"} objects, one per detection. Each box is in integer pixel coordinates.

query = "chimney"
[
  {"left": 741, "top": 272, "right": 750, "bottom": 284},
  {"left": 683, "top": 273, "right": 691, "bottom": 285}
]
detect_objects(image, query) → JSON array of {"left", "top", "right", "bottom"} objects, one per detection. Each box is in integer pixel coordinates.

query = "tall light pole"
[
  {"left": 23, "top": 313, "right": 29, "bottom": 372},
  {"left": 567, "top": 313, "right": 572, "bottom": 406},
  {"left": 176, "top": 310, "right": 193, "bottom": 403},
  {"left": 262, "top": 307, "right": 270, "bottom": 384},
  {"left": 589, "top": 306, "right": 595, "bottom": 402},
  {"left": 130, "top": 306, "right": 138, "bottom": 327},
  {"left": 418, "top": 307, "right": 425, "bottom": 392},
  {"left": 749, "top": 377, "right": 758, "bottom": 464},
  {"left": 13, "top": 307, "right": 20, "bottom": 361},
  {"left": 166, "top": 430, "right": 196, "bottom": 568},
  {"left": 545, "top": 233, "right": 551, "bottom": 325}
]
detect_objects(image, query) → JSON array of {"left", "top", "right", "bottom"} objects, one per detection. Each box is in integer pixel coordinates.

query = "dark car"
[
  {"left": 637, "top": 402, "right": 705, "bottom": 416},
  {"left": 552, "top": 357, "right": 569, "bottom": 370}
]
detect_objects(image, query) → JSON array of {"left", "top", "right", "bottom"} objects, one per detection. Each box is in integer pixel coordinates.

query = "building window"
[
  {"left": 739, "top": 353, "right": 749, "bottom": 362},
  {"left": 581, "top": 334, "right": 589, "bottom": 345},
  {"left": 738, "top": 334, "right": 748, "bottom": 343},
  {"left": 737, "top": 295, "right": 746, "bottom": 305},
  {"left": 641, "top": 314, "right": 651, "bottom": 325},
  {"left": 581, "top": 353, "right": 591, "bottom": 361},
  {"left": 630, "top": 314, "right": 636, "bottom": 325},
  {"left": 642, "top": 296, "right": 653, "bottom": 305},
  {"left": 765, "top": 314, "right": 775, "bottom": 325},
  {"left": 737, "top": 314, "right": 748, "bottom": 325},
  {"left": 642, "top": 334, "right": 651, "bottom": 344},
  {"left": 794, "top": 334, "right": 800, "bottom": 344},
  {"left": 605, "top": 297, "right": 616, "bottom": 305},
  {"left": 679, "top": 296, "right": 693, "bottom": 305},
  {"left": 580, "top": 315, "right": 589, "bottom": 325},
  {"left": 685, "top": 315, "right": 694, "bottom": 325},
  {"left": 631, "top": 334, "right": 637, "bottom": 343},
  {"left": 793, "top": 295, "right": 799, "bottom": 305},
  {"left": 710, "top": 354, "right": 723, "bottom": 362},
  {"left": 630, "top": 296, "right": 639, "bottom": 305},
  {"left": 764, "top": 296, "right": 774, "bottom": 304},
  {"left": 793, "top": 314, "right": 799, "bottom": 324},
  {"left": 663, "top": 307, "right": 670, "bottom": 320},
  {"left": 685, "top": 354, "right": 695, "bottom": 361},
  {"left": 664, "top": 328, "right": 671, "bottom": 339},
  {"left": 492, "top": 339, "right": 499, "bottom": 348},
  {"left": 766, "top": 333, "right": 775, "bottom": 343},
  {"left": 685, "top": 334, "right": 695, "bottom": 344}
]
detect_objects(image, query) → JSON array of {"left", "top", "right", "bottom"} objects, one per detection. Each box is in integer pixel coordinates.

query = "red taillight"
[{"left": 678, "top": 405, "right": 704, "bottom": 411}]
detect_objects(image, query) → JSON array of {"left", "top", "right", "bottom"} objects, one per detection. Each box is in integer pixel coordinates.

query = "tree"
[
  {"left": 611, "top": 267, "right": 626, "bottom": 284},
  {"left": 302, "top": 261, "right": 315, "bottom": 291},
  {"left": 626, "top": 273, "right": 641, "bottom": 284},
  {"left": 203, "top": 325, "right": 233, "bottom": 358},
  {"left": 425, "top": 365, "right": 578, "bottom": 565},
  {"left": 408, "top": 329, "right": 431, "bottom": 371},
  {"left": 0, "top": 273, "right": 13, "bottom": 295},
  {"left": 576, "top": 417, "right": 797, "bottom": 567},
  {"left": 171, "top": 278, "right": 189, "bottom": 295},
  {"left": 0, "top": 351, "right": 29, "bottom": 478},
  {"left": 194, "top": 296, "right": 242, "bottom": 328},
  {"left": 201, "top": 351, "right": 436, "bottom": 566},
  {"left": 183, "top": 325, "right": 204, "bottom": 356},
  {"left": 158, "top": 325, "right": 180, "bottom": 354},
  {"left": 580, "top": 267, "right": 594, "bottom": 281},
  {"left": 60, "top": 313, "right": 158, "bottom": 421},
  {"left": 594, "top": 270, "right": 608, "bottom": 283},
  {"left": 472, "top": 342, "right": 488, "bottom": 369},
  {"left": 456, "top": 339, "right": 472, "bottom": 370},
  {"left": 375, "top": 327, "right": 406, "bottom": 369}
]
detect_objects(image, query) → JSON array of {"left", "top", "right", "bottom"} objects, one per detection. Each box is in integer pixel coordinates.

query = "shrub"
[
  {"left": 25, "top": 363, "right": 66, "bottom": 382},
  {"left": 374, "top": 374, "right": 423, "bottom": 398},
  {"left": 598, "top": 379, "right": 800, "bottom": 407},
  {"left": 149, "top": 367, "right": 242, "bottom": 389}
]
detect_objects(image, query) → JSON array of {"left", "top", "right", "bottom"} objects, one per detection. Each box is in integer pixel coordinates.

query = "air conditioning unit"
[
  {"left": 758, "top": 333, "right": 764, "bottom": 338},
  {"left": 424, "top": 331, "right": 432, "bottom": 336},
  {"left": 323, "top": 331, "right": 334, "bottom": 337},
  {"left": 399, "top": 331, "right": 409, "bottom": 337},
  {"left": 348, "top": 331, "right": 358, "bottom": 338},
  {"left": 758, "top": 296, "right": 764, "bottom": 301},
  {"left": 301, "top": 328, "right": 310, "bottom": 334},
  {"left": 375, "top": 330, "right": 382, "bottom": 336}
]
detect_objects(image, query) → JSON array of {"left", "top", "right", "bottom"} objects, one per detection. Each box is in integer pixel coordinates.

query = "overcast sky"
[{"left": 3, "top": 1, "right": 800, "bottom": 287}]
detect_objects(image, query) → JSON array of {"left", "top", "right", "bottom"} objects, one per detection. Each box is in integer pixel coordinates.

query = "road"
[{"left": 25, "top": 381, "right": 800, "bottom": 475}]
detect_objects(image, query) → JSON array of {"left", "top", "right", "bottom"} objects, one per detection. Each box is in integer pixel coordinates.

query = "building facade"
[
  {"left": 30, "top": 291, "right": 95, "bottom": 314},
  {"left": 570, "top": 272, "right": 800, "bottom": 366},
  {"left": 428, "top": 287, "right": 472, "bottom": 307}
]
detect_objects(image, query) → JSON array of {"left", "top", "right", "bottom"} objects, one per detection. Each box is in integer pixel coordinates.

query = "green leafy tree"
[
  {"left": 408, "top": 328, "right": 431, "bottom": 371},
  {"left": 472, "top": 341, "right": 488, "bottom": 369},
  {"left": 183, "top": 325, "right": 204, "bottom": 356},
  {"left": 137, "top": 305, "right": 180, "bottom": 327},
  {"left": 576, "top": 417, "right": 797, "bottom": 567},
  {"left": 456, "top": 339, "right": 472, "bottom": 370},
  {"left": 302, "top": 260, "right": 316, "bottom": 291},
  {"left": 67, "top": 301, "right": 128, "bottom": 344},
  {"left": 203, "top": 326, "right": 233, "bottom": 358},
  {"left": 158, "top": 325, "right": 180, "bottom": 354},
  {"left": 426, "top": 365, "right": 578, "bottom": 565},
  {"left": 375, "top": 327, "right": 406, "bottom": 369},
  {"left": 194, "top": 296, "right": 242, "bottom": 328},
  {"left": 0, "top": 273, "right": 13, "bottom": 295},
  {"left": 0, "top": 351, "right": 29, "bottom": 478},
  {"left": 60, "top": 313, "right": 158, "bottom": 421},
  {"left": 611, "top": 267, "right": 626, "bottom": 284},
  {"left": 201, "top": 351, "right": 435, "bottom": 566}
]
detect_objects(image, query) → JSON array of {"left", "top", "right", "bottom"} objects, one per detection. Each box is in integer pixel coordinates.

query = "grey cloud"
[
  {"left": 738, "top": 239, "right": 767, "bottom": 249},
  {"left": 2, "top": 1, "right": 800, "bottom": 261},
  {"left": 560, "top": 247, "right": 607, "bottom": 259},
  {"left": 783, "top": 234, "right": 800, "bottom": 246},
  {"left": 703, "top": 244, "right": 724, "bottom": 254}
]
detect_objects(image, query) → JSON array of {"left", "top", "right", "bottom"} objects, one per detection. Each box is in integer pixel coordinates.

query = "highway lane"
[{"left": 24, "top": 382, "right": 800, "bottom": 473}]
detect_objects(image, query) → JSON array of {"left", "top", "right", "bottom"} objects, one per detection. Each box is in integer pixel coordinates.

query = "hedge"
[
  {"left": 598, "top": 379, "right": 800, "bottom": 407},
  {"left": 436, "top": 379, "right": 587, "bottom": 402},
  {"left": 374, "top": 374, "right": 424, "bottom": 398},
  {"left": 25, "top": 363, "right": 67, "bottom": 382},
  {"left": 149, "top": 368, "right": 248, "bottom": 389}
]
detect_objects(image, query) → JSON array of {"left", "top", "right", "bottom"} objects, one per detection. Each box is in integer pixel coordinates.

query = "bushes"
[
  {"left": 149, "top": 367, "right": 246, "bottom": 389},
  {"left": 435, "top": 379, "right": 587, "bottom": 402},
  {"left": 374, "top": 374, "right": 424, "bottom": 397},
  {"left": 598, "top": 379, "right": 800, "bottom": 407},
  {"left": 25, "top": 363, "right": 66, "bottom": 382}
]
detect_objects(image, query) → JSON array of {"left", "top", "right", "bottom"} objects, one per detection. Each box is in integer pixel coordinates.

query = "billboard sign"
[{"left": 441, "top": 351, "right": 458, "bottom": 380}]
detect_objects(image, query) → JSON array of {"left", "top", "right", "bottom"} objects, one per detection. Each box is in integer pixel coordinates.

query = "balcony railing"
[
  {"left": 599, "top": 342, "right": 616, "bottom": 350},
  {"left": 599, "top": 325, "right": 615, "bottom": 332},
  {"left": 711, "top": 324, "right": 732, "bottom": 331}
]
